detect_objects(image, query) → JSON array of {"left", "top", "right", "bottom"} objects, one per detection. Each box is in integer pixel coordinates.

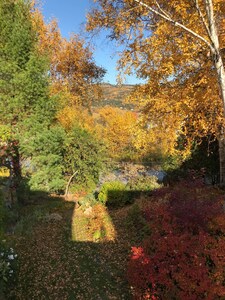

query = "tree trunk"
[
  {"left": 65, "top": 171, "right": 78, "bottom": 198},
  {"left": 207, "top": 0, "right": 225, "bottom": 186},
  {"left": 219, "top": 131, "right": 225, "bottom": 186},
  {"left": 215, "top": 57, "right": 225, "bottom": 186},
  {"left": 11, "top": 144, "right": 22, "bottom": 204},
  {"left": 211, "top": 43, "right": 225, "bottom": 187}
]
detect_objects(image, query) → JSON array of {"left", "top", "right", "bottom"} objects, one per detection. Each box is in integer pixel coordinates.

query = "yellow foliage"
[
  {"left": 87, "top": 0, "right": 225, "bottom": 157},
  {"left": 94, "top": 106, "right": 137, "bottom": 158},
  {"left": 57, "top": 106, "right": 96, "bottom": 133},
  {"left": 32, "top": 3, "right": 105, "bottom": 109},
  {"left": 0, "top": 167, "right": 10, "bottom": 177}
]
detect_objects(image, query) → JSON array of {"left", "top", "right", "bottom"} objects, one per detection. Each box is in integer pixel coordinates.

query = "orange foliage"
[{"left": 32, "top": 3, "right": 105, "bottom": 114}]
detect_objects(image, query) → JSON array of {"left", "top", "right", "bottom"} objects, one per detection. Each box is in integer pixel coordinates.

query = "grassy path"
[{"left": 8, "top": 199, "right": 132, "bottom": 300}]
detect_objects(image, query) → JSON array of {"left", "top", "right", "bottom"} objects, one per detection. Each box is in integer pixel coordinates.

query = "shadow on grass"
[
  {"left": 6, "top": 188, "right": 136, "bottom": 299},
  {"left": 3, "top": 183, "right": 167, "bottom": 299},
  {"left": 3, "top": 156, "right": 221, "bottom": 300},
  {"left": 6, "top": 178, "right": 223, "bottom": 300}
]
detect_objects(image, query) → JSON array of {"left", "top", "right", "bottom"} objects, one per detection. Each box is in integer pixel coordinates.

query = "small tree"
[
  {"left": 63, "top": 126, "right": 105, "bottom": 193},
  {"left": 19, "top": 124, "right": 66, "bottom": 193}
]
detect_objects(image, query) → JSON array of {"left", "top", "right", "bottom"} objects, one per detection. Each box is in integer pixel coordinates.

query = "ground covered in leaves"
[
  {"left": 7, "top": 198, "right": 134, "bottom": 300},
  {"left": 6, "top": 180, "right": 224, "bottom": 299}
]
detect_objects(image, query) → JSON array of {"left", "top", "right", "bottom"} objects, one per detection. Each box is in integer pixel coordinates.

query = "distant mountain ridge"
[{"left": 94, "top": 83, "right": 137, "bottom": 109}]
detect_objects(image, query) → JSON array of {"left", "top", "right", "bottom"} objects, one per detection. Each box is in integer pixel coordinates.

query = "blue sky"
[{"left": 41, "top": 0, "right": 143, "bottom": 85}]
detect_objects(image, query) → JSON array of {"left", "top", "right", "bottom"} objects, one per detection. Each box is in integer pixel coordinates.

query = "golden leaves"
[
  {"left": 94, "top": 106, "right": 137, "bottom": 158},
  {"left": 31, "top": 4, "right": 105, "bottom": 112},
  {"left": 57, "top": 106, "right": 96, "bottom": 133}
]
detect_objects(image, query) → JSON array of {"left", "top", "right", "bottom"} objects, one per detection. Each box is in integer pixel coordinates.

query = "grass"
[{"left": 6, "top": 197, "right": 133, "bottom": 299}]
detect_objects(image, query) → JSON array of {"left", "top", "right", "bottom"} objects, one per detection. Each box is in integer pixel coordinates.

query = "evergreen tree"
[
  {"left": 0, "top": 0, "right": 62, "bottom": 196},
  {"left": 63, "top": 126, "right": 105, "bottom": 193}
]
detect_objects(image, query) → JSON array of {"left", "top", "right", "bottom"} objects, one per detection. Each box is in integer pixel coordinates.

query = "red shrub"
[{"left": 127, "top": 181, "right": 225, "bottom": 299}]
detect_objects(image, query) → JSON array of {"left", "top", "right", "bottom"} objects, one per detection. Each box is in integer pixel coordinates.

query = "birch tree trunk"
[
  {"left": 206, "top": 0, "right": 225, "bottom": 185},
  {"left": 215, "top": 61, "right": 225, "bottom": 185},
  {"left": 219, "top": 132, "right": 225, "bottom": 185},
  {"left": 214, "top": 57, "right": 225, "bottom": 185}
]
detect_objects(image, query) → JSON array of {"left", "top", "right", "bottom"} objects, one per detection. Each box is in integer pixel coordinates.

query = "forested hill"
[{"left": 93, "top": 83, "right": 136, "bottom": 109}]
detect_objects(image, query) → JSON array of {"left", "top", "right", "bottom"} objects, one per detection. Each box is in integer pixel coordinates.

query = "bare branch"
[
  {"left": 194, "top": 0, "right": 211, "bottom": 39},
  {"left": 154, "top": 0, "right": 171, "bottom": 20},
  {"left": 204, "top": 0, "right": 220, "bottom": 55},
  {"left": 133, "top": 0, "right": 213, "bottom": 51},
  {"left": 65, "top": 171, "right": 78, "bottom": 197}
]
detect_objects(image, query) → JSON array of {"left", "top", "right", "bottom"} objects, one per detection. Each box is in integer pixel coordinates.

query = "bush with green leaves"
[
  {"left": 98, "top": 180, "right": 131, "bottom": 207},
  {"left": 20, "top": 125, "right": 66, "bottom": 193},
  {"left": 63, "top": 126, "right": 105, "bottom": 193},
  {"left": 127, "top": 175, "right": 161, "bottom": 194}
]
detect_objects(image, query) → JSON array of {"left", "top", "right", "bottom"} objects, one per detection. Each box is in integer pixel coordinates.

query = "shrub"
[
  {"left": 127, "top": 180, "right": 225, "bottom": 299},
  {"left": 127, "top": 175, "right": 161, "bottom": 194},
  {"left": 21, "top": 125, "right": 66, "bottom": 193},
  {"left": 98, "top": 181, "right": 131, "bottom": 207},
  {"left": 69, "top": 179, "right": 96, "bottom": 194}
]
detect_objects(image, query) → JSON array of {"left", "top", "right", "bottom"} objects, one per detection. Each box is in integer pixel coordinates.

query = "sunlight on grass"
[{"left": 71, "top": 204, "right": 117, "bottom": 242}]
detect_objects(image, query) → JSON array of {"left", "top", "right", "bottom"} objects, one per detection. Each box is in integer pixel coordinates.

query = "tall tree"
[
  {"left": 32, "top": 8, "right": 106, "bottom": 110},
  {"left": 87, "top": 0, "right": 225, "bottom": 183},
  {"left": 0, "top": 0, "right": 61, "bottom": 197}
]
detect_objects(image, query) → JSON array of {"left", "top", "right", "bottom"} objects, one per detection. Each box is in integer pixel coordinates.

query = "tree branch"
[
  {"left": 65, "top": 171, "right": 78, "bottom": 197},
  {"left": 205, "top": 0, "right": 219, "bottom": 51},
  {"left": 133, "top": 0, "right": 213, "bottom": 51},
  {"left": 154, "top": 0, "right": 171, "bottom": 20},
  {"left": 194, "top": 0, "right": 212, "bottom": 40}
]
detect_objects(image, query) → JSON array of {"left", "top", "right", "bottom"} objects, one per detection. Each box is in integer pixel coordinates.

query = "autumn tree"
[
  {"left": 57, "top": 105, "right": 96, "bottom": 133},
  {"left": 87, "top": 0, "right": 225, "bottom": 183},
  {"left": 0, "top": 0, "right": 107, "bottom": 197},
  {"left": 32, "top": 7, "right": 106, "bottom": 111},
  {"left": 95, "top": 106, "right": 137, "bottom": 159},
  {"left": 25, "top": 3, "right": 107, "bottom": 193}
]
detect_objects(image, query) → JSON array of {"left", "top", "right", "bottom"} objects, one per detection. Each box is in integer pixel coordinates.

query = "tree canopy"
[
  {"left": 0, "top": 0, "right": 106, "bottom": 195},
  {"left": 87, "top": 0, "right": 225, "bottom": 181}
]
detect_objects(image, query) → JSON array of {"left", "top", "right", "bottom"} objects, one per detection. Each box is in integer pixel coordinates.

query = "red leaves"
[{"left": 127, "top": 180, "right": 225, "bottom": 299}]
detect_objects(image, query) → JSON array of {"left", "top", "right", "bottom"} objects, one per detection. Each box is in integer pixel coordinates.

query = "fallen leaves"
[{"left": 9, "top": 199, "right": 132, "bottom": 299}]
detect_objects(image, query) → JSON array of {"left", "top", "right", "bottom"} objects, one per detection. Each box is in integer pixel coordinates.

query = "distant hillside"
[{"left": 93, "top": 83, "right": 137, "bottom": 109}]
